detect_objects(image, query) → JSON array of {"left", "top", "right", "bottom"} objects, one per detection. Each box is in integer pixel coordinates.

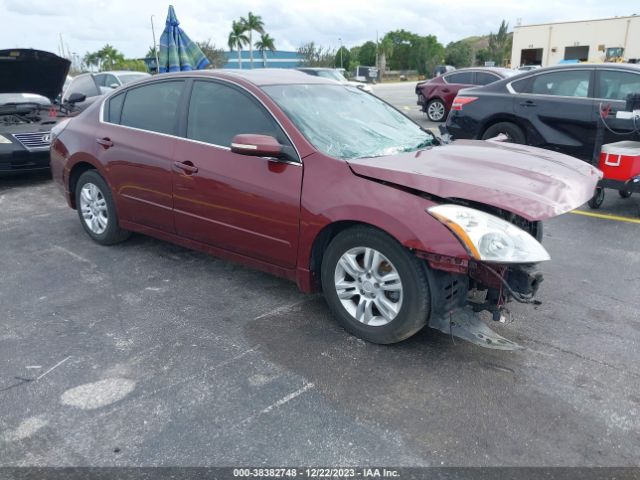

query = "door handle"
[
  {"left": 96, "top": 137, "right": 114, "bottom": 148},
  {"left": 173, "top": 161, "right": 198, "bottom": 174},
  {"left": 519, "top": 100, "right": 536, "bottom": 107}
]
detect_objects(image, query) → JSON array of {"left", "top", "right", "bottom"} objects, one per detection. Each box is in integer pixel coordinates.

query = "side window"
[
  {"left": 66, "top": 75, "right": 100, "bottom": 99},
  {"left": 106, "top": 92, "right": 125, "bottom": 124},
  {"left": 510, "top": 78, "right": 530, "bottom": 93},
  {"left": 105, "top": 74, "right": 119, "bottom": 88},
  {"left": 94, "top": 74, "right": 106, "bottom": 87},
  {"left": 475, "top": 72, "right": 500, "bottom": 86},
  {"left": 529, "top": 70, "right": 591, "bottom": 97},
  {"left": 445, "top": 72, "right": 473, "bottom": 84},
  {"left": 120, "top": 81, "right": 184, "bottom": 135},
  {"left": 597, "top": 70, "right": 640, "bottom": 101},
  {"left": 186, "top": 81, "right": 287, "bottom": 147}
]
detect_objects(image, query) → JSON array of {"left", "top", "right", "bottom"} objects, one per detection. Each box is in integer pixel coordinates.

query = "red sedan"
[
  {"left": 416, "top": 67, "right": 515, "bottom": 122},
  {"left": 50, "top": 70, "right": 599, "bottom": 349}
]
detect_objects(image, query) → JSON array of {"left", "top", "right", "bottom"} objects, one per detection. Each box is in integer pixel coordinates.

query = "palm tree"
[
  {"left": 240, "top": 12, "right": 265, "bottom": 68},
  {"left": 228, "top": 20, "right": 249, "bottom": 69},
  {"left": 255, "top": 33, "right": 276, "bottom": 68}
]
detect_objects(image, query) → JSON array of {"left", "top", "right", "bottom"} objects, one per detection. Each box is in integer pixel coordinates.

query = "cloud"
[{"left": 0, "top": 0, "right": 635, "bottom": 58}]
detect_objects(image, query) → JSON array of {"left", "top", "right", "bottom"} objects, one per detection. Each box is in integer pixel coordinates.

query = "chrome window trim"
[
  {"left": 506, "top": 67, "right": 594, "bottom": 98},
  {"left": 99, "top": 76, "right": 303, "bottom": 165}
]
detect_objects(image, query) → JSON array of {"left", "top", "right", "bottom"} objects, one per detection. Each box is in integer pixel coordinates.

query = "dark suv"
[{"left": 446, "top": 63, "right": 640, "bottom": 160}]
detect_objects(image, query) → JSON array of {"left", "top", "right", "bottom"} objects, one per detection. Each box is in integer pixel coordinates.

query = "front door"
[
  {"left": 172, "top": 80, "right": 302, "bottom": 268},
  {"left": 594, "top": 68, "right": 640, "bottom": 150},
  {"left": 514, "top": 68, "right": 595, "bottom": 160}
]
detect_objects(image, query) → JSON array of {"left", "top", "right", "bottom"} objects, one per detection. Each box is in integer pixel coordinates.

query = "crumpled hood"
[
  {"left": 347, "top": 139, "right": 602, "bottom": 221},
  {"left": 0, "top": 49, "right": 70, "bottom": 100}
]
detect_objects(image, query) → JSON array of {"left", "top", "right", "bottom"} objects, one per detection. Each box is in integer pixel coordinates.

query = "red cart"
[{"left": 588, "top": 140, "right": 640, "bottom": 208}]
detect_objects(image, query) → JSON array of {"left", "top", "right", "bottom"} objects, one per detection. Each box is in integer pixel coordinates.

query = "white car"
[
  {"left": 297, "top": 68, "right": 372, "bottom": 92},
  {"left": 93, "top": 71, "right": 151, "bottom": 92}
]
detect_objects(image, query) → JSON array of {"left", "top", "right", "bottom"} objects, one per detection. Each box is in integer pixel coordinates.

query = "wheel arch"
[
  {"left": 479, "top": 115, "right": 529, "bottom": 141},
  {"left": 67, "top": 157, "right": 104, "bottom": 209}
]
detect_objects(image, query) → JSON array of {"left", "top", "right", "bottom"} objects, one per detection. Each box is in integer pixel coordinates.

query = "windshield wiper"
[{"left": 404, "top": 135, "right": 435, "bottom": 152}]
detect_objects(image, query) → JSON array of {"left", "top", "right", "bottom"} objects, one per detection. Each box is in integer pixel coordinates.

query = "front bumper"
[
  {"left": 421, "top": 256, "right": 544, "bottom": 350},
  {"left": 0, "top": 149, "right": 50, "bottom": 174}
]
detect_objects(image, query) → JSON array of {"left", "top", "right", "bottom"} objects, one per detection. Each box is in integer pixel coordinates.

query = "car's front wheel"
[
  {"left": 426, "top": 99, "right": 447, "bottom": 122},
  {"left": 320, "top": 226, "right": 431, "bottom": 344},
  {"left": 75, "top": 170, "right": 130, "bottom": 245}
]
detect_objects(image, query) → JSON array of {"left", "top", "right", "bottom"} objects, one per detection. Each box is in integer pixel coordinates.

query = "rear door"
[
  {"left": 97, "top": 80, "right": 186, "bottom": 232},
  {"left": 171, "top": 79, "right": 302, "bottom": 268},
  {"left": 440, "top": 71, "right": 474, "bottom": 107},
  {"left": 513, "top": 68, "right": 595, "bottom": 159}
]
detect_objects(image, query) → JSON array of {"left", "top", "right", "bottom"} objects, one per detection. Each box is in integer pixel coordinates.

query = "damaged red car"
[{"left": 50, "top": 70, "right": 600, "bottom": 349}]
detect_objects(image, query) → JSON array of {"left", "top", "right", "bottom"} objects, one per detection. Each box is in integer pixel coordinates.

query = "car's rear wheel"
[
  {"left": 320, "top": 226, "right": 430, "bottom": 344},
  {"left": 482, "top": 122, "right": 526, "bottom": 144},
  {"left": 75, "top": 170, "right": 130, "bottom": 245},
  {"left": 426, "top": 99, "right": 447, "bottom": 122}
]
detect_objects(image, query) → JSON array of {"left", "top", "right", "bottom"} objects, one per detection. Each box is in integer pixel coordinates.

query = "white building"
[{"left": 511, "top": 15, "right": 640, "bottom": 68}]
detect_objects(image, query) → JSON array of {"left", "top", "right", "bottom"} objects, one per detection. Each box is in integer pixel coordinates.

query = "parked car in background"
[
  {"left": 62, "top": 71, "right": 150, "bottom": 112},
  {"left": 93, "top": 71, "right": 150, "bottom": 90},
  {"left": 416, "top": 68, "right": 515, "bottom": 121},
  {"left": 446, "top": 63, "right": 640, "bottom": 160},
  {"left": 517, "top": 65, "right": 541, "bottom": 72},
  {"left": 433, "top": 65, "right": 455, "bottom": 77},
  {"left": 50, "top": 69, "right": 599, "bottom": 349},
  {"left": 0, "top": 49, "right": 75, "bottom": 174},
  {"left": 297, "top": 68, "right": 372, "bottom": 92}
]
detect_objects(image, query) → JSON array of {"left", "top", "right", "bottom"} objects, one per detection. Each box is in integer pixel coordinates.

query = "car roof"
[
  {"left": 446, "top": 67, "right": 514, "bottom": 76},
  {"left": 97, "top": 70, "right": 150, "bottom": 76},
  {"left": 525, "top": 63, "right": 640, "bottom": 72},
  {"left": 152, "top": 69, "right": 337, "bottom": 87}
]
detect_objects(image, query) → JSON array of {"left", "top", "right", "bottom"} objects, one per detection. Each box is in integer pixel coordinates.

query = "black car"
[
  {"left": 0, "top": 49, "right": 77, "bottom": 174},
  {"left": 446, "top": 63, "right": 640, "bottom": 160}
]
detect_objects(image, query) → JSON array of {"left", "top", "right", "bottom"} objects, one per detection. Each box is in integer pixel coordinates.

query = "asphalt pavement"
[{"left": 0, "top": 83, "right": 639, "bottom": 467}]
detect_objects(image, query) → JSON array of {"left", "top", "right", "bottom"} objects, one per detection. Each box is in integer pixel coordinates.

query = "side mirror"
[
  {"left": 109, "top": 83, "right": 119, "bottom": 89},
  {"left": 230, "top": 134, "right": 282, "bottom": 158},
  {"left": 67, "top": 92, "right": 86, "bottom": 104}
]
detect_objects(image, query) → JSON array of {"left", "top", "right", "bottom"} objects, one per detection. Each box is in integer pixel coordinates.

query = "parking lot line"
[{"left": 570, "top": 209, "right": 640, "bottom": 224}]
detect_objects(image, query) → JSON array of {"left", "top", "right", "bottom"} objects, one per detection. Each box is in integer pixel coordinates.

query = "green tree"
[
  {"left": 228, "top": 20, "right": 249, "bottom": 69},
  {"left": 335, "top": 46, "right": 350, "bottom": 70},
  {"left": 377, "top": 37, "right": 394, "bottom": 75},
  {"left": 358, "top": 41, "right": 377, "bottom": 66},
  {"left": 488, "top": 20, "right": 511, "bottom": 66},
  {"left": 196, "top": 39, "right": 226, "bottom": 69},
  {"left": 82, "top": 44, "right": 125, "bottom": 71},
  {"left": 297, "top": 42, "right": 335, "bottom": 67},
  {"left": 254, "top": 33, "right": 276, "bottom": 68},
  {"left": 444, "top": 40, "right": 473, "bottom": 68},
  {"left": 145, "top": 46, "right": 157, "bottom": 59},
  {"left": 112, "top": 58, "right": 147, "bottom": 72},
  {"left": 410, "top": 35, "right": 444, "bottom": 75},
  {"left": 240, "top": 12, "right": 265, "bottom": 69}
]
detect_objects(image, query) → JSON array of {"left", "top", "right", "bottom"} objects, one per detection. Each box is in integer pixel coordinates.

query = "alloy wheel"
[
  {"left": 334, "top": 247, "right": 403, "bottom": 327},
  {"left": 427, "top": 101, "right": 445, "bottom": 121},
  {"left": 79, "top": 182, "right": 108, "bottom": 234}
]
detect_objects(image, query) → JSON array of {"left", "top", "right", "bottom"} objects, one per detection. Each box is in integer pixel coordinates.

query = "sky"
[{"left": 0, "top": 0, "right": 637, "bottom": 59}]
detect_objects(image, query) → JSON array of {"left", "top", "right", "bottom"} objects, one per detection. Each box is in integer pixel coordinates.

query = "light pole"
[
  {"left": 339, "top": 37, "right": 343, "bottom": 69},
  {"left": 151, "top": 14, "right": 160, "bottom": 73}
]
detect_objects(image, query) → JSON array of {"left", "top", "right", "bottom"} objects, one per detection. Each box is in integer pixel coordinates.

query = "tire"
[
  {"left": 482, "top": 122, "right": 526, "bottom": 144},
  {"left": 426, "top": 99, "right": 447, "bottom": 122},
  {"left": 320, "top": 226, "right": 431, "bottom": 344},
  {"left": 619, "top": 189, "right": 632, "bottom": 199},
  {"left": 75, "top": 170, "right": 130, "bottom": 245},
  {"left": 588, "top": 187, "right": 605, "bottom": 209}
]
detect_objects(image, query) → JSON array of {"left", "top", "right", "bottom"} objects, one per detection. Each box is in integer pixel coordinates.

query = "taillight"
[{"left": 451, "top": 96, "right": 478, "bottom": 111}]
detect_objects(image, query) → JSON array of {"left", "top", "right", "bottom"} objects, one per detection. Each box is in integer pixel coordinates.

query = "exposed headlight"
[
  {"left": 0, "top": 134, "right": 12, "bottom": 144},
  {"left": 427, "top": 204, "right": 550, "bottom": 263}
]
